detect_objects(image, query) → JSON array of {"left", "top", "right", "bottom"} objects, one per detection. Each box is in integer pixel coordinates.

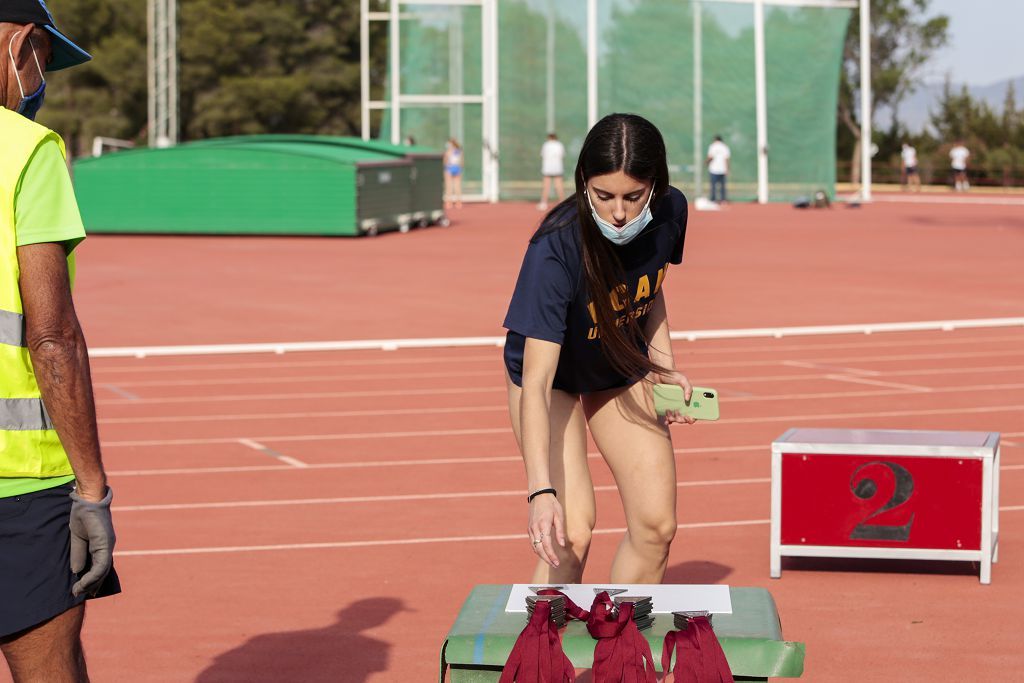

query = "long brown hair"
[{"left": 534, "top": 113, "right": 671, "bottom": 380}]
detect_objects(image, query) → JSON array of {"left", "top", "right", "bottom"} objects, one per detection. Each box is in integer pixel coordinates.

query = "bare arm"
[
  {"left": 644, "top": 294, "right": 675, "bottom": 371},
  {"left": 644, "top": 294, "right": 695, "bottom": 424},
  {"left": 520, "top": 337, "right": 560, "bottom": 490},
  {"left": 17, "top": 242, "right": 107, "bottom": 502},
  {"left": 520, "top": 337, "right": 566, "bottom": 566}
]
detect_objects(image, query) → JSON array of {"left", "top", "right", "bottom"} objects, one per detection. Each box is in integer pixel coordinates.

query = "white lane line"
[
  {"left": 95, "top": 380, "right": 1024, "bottom": 425},
  {"left": 89, "top": 317, "right": 1024, "bottom": 359},
  {"left": 102, "top": 368, "right": 495, "bottom": 388},
  {"left": 87, "top": 348, "right": 1024, "bottom": 389},
  {"left": 107, "top": 504, "right": 1024, "bottom": 558},
  {"left": 88, "top": 331, "right": 1024, "bottom": 375},
  {"left": 99, "top": 405, "right": 508, "bottom": 424},
  {"left": 111, "top": 477, "right": 771, "bottom": 512},
  {"left": 95, "top": 386, "right": 505, "bottom": 406},
  {"left": 93, "top": 363, "right": 1024, "bottom": 407},
  {"left": 871, "top": 194, "right": 1024, "bottom": 206},
  {"left": 99, "top": 404, "right": 1024, "bottom": 448},
  {"left": 106, "top": 427, "right": 510, "bottom": 447},
  {"left": 93, "top": 354, "right": 501, "bottom": 373},
  {"left": 782, "top": 360, "right": 878, "bottom": 376},
  {"left": 237, "top": 438, "right": 308, "bottom": 468},
  {"left": 112, "top": 519, "right": 772, "bottom": 557},
  {"left": 101, "top": 384, "right": 141, "bottom": 401},
  {"left": 825, "top": 374, "right": 932, "bottom": 392},
  {"left": 105, "top": 445, "right": 768, "bottom": 477}
]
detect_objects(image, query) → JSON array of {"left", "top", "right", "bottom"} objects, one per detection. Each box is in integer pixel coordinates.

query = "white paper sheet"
[{"left": 504, "top": 584, "right": 732, "bottom": 614}]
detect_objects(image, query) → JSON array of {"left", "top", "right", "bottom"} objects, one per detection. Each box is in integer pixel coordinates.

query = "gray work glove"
[{"left": 69, "top": 487, "right": 116, "bottom": 597}]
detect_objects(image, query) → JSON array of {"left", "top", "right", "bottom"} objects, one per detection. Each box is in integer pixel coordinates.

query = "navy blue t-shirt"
[{"left": 503, "top": 186, "right": 687, "bottom": 394}]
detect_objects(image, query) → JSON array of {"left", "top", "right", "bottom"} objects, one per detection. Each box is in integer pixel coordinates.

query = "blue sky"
[{"left": 925, "top": 0, "right": 1022, "bottom": 86}]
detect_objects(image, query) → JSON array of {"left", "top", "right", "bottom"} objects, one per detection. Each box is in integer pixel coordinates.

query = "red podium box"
[{"left": 770, "top": 428, "right": 1000, "bottom": 584}]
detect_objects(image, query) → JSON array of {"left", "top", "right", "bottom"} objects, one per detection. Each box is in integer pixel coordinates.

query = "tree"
[
  {"left": 929, "top": 79, "right": 1023, "bottom": 187},
  {"left": 37, "top": 0, "right": 380, "bottom": 156},
  {"left": 837, "top": 0, "right": 949, "bottom": 184},
  {"left": 36, "top": 0, "right": 148, "bottom": 157}
]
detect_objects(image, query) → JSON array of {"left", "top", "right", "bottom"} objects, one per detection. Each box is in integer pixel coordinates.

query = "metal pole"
[
  {"left": 485, "top": 0, "right": 500, "bottom": 201},
  {"left": 155, "top": 0, "right": 167, "bottom": 145},
  {"left": 147, "top": 0, "right": 155, "bottom": 148},
  {"left": 859, "top": 0, "right": 872, "bottom": 200},
  {"left": 753, "top": 0, "right": 769, "bottom": 203},
  {"left": 360, "top": 0, "right": 370, "bottom": 140},
  {"left": 586, "top": 0, "right": 597, "bottom": 128},
  {"left": 168, "top": 0, "right": 177, "bottom": 144},
  {"left": 389, "top": 0, "right": 401, "bottom": 145},
  {"left": 693, "top": 0, "right": 703, "bottom": 199},
  {"left": 450, "top": 9, "right": 465, "bottom": 145},
  {"left": 545, "top": 0, "right": 555, "bottom": 133}
]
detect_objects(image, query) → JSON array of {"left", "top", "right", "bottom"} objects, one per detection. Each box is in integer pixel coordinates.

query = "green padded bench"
[{"left": 440, "top": 585, "right": 804, "bottom": 682}]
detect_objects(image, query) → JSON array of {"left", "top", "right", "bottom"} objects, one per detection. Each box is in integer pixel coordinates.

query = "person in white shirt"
[
  {"left": 901, "top": 143, "right": 920, "bottom": 191},
  {"left": 538, "top": 132, "right": 566, "bottom": 210},
  {"left": 706, "top": 135, "right": 731, "bottom": 203},
  {"left": 949, "top": 141, "right": 970, "bottom": 191}
]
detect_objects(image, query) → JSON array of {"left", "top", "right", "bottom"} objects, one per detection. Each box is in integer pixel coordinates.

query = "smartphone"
[{"left": 652, "top": 384, "right": 720, "bottom": 421}]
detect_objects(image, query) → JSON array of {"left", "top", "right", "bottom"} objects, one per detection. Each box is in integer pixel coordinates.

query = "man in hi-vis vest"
[{"left": 1, "top": 2, "right": 119, "bottom": 678}]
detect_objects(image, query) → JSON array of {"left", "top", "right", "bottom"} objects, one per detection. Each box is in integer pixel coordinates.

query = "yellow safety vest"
[{"left": 0, "top": 107, "right": 74, "bottom": 478}]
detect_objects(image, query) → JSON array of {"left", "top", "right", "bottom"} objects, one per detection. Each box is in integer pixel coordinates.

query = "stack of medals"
[
  {"left": 672, "top": 610, "right": 713, "bottom": 630},
  {"left": 526, "top": 594, "right": 567, "bottom": 628},
  {"left": 613, "top": 595, "right": 654, "bottom": 631}
]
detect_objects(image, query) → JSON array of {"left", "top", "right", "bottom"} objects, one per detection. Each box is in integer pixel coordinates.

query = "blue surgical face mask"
[
  {"left": 586, "top": 185, "right": 656, "bottom": 246},
  {"left": 9, "top": 36, "right": 46, "bottom": 121}
]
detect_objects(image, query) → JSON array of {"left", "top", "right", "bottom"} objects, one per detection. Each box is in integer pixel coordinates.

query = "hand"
[
  {"left": 528, "top": 492, "right": 566, "bottom": 568},
  {"left": 69, "top": 487, "right": 116, "bottom": 597},
  {"left": 656, "top": 370, "right": 697, "bottom": 426}
]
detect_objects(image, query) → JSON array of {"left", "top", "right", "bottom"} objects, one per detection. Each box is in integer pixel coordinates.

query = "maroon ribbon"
[
  {"left": 586, "top": 592, "right": 657, "bottom": 683},
  {"left": 661, "top": 617, "right": 734, "bottom": 683},
  {"left": 537, "top": 589, "right": 591, "bottom": 622},
  {"left": 499, "top": 600, "right": 576, "bottom": 682},
  {"left": 501, "top": 590, "right": 662, "bottom": 682}
]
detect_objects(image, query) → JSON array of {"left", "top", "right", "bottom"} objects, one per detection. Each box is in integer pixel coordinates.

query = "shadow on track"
[{"left": 195, "top": 597, "right": 407, "bottom": 682}]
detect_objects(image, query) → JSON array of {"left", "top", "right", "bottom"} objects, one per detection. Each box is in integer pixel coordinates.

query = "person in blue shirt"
[
  {"left": 503, "top": 113, "right": 695, "bottom": 583},
  {"left": 443, "top": 138, "right": 464, "bottom": 210}
]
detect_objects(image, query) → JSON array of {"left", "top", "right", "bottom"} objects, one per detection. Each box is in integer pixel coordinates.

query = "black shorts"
[{"left": 0, "top": 484, "right": 121, "bottom": 639}]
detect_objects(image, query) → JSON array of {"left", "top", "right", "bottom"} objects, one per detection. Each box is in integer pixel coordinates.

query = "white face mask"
[
  {"left": 585, "top": 185, "right": 656, "bottom": 246},
  {"left": 8, "top": 36, "right": 46, "bottom": 120}
]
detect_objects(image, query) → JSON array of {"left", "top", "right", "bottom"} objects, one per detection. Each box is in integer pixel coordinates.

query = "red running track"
[{"left": 6, "top": 198, "right": 1024, "bottom": 682}]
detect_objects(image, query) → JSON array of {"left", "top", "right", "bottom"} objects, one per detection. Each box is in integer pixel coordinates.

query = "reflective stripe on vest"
[
  {"left": 0, "top": 308, "right": 25, "bottom": 347},
  {"left": 0, "top": 106, "right": 74, "bottom": 478},
  {"left": 0, "top": 397, "right": 53, "bottom": 430}
]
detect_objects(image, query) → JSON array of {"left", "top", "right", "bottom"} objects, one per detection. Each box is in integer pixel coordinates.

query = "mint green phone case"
[{"left": 652, "top": 384, "right": 720, "bottom": 420}]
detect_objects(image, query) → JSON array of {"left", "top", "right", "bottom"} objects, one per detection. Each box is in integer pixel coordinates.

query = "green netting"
[{"left": 382, "top": 0, "right": 850, "bottom": 202}]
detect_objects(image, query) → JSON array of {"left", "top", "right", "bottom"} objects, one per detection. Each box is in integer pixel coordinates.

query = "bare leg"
[
  {"left": 554, "top": 177, "right": 565, "bottom": 202},
  {"left": 506, "top": 374, "right": 594, "bottom": 583},
  {"left": 1, "top": 604, "right": 88, "bottom": 683},
  {"left": 454, "top": 175, "right": 463, "bottom": 208},
  {"left": 582, "top": 380, "right": 677, "bottom": 583},
  {"left": 444, "top": 172, "right": 453, "bottom": 209},
  {"left": 539, "top": 177, "right": 551, "bottom": 209}
]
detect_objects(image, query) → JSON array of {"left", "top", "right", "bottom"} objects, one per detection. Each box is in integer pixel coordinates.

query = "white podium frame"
[{"left": 770, "top": 428, "right": 1000, "bottom": 584}]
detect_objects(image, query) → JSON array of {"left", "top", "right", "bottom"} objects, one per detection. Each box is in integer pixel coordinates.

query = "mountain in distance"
[{"left": 877, "top": 74, "right": 1024, "bottom": 135}]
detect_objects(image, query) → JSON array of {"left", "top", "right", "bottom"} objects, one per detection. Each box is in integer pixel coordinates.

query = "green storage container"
[
  {"left": 186, "top": 135, "right": 447, "bottom": 227},
  {"left": 73, "top": 139, "right": 418, "bottom": 237}
]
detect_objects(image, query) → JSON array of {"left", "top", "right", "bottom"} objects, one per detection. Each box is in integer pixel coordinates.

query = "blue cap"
[{"left": 2, "top": 0, "right": 92, "bottom": 71}]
